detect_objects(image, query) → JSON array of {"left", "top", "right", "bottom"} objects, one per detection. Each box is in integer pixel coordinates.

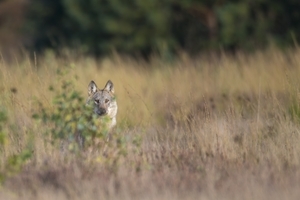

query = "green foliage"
[
  {"left": 0, "top": 108, "right": 33, "bottom": 183},
  {"left": 26, "top": 0, "right": 176, "bottom": 56},
  {"left": 34, "top": 77, "right": 104, "bottom": 152},
  {"left": 288, "top": 100, "right": 300, "bottom": 122},
  {"left": 5, "top": 149, "right": 33, "bottom": 176},
  {"left": 24, "top": 0, "right": 300, "bottom": 56},
  {"left": 0, "top": 108, "right": 7, "bottom": 148}
]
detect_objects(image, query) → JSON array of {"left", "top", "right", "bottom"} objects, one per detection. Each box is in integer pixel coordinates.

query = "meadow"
[{"left": 1, "top": 48, "right": 300, "bottom": 199}]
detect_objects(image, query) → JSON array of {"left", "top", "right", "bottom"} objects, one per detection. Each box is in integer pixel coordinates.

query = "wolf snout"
[{"left": 96, "top": 107, "right": 107, "bottom": 116}]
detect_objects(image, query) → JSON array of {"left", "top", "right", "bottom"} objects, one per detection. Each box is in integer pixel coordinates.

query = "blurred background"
[{"left": 1, "top": 0, "right": 300, "bottom": 59}]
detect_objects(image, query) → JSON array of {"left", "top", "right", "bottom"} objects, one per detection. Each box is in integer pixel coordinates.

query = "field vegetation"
[{"left": 1, "top": 48, "right": 300, "bottom": 199}]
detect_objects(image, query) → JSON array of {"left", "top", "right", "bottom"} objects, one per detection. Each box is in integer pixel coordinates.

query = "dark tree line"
[{"left": 8, "top": 0, "right": 300, "bottom": 56}]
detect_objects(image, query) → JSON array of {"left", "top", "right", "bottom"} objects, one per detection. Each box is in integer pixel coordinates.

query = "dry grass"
[{"left": 1, "top": 48, "right": 300, "bottom": 199}]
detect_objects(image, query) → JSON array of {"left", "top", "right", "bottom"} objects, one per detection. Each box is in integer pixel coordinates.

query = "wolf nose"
[{"left": 97, "top": 108, "right": 106, "bottom": 115}]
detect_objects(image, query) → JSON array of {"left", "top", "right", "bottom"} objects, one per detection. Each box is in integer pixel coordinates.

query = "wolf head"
[{"left": 86, "top": 80, "right": 118, "bottom": 128}]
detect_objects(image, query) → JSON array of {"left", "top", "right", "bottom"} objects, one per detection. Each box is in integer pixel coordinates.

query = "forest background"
[{"left": 1, "top": 0, "right": 300, "bottom": 58}]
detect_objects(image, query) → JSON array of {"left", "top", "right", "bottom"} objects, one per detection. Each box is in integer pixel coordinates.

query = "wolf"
[
  {"left": 61, "top": 80, "right": 118, "bottom": 152},
  {"left": 86, "top": 80, "right": 118, "bottom": 129},
  {"left": 72, "top": 80, "right": 118, "bottom": 149}
]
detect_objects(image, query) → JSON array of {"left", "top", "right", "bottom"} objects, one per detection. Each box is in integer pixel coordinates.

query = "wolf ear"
[
  {"left": 104, "top": 80, "right": 114, "bottom": 93},
  {"left": 88, "top": 80, "right": 98, "bottom": 96}
]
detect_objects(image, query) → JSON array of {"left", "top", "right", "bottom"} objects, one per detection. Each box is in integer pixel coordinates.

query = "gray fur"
[{"left": 87, "top": 80, "right": 118, "bottom": 128}]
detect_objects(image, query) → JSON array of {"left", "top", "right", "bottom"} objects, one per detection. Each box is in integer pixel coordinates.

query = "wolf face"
[{"left": 86, "top": 80, "right": 118, "bottom": 128}]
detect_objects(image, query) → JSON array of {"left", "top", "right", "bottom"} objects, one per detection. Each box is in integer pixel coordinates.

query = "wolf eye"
[
  {"left": 105, "top": 99, "right": 109, "bottom": 103},
  {"left": 94, "top": 99, "right": 100, "bottom": 104}
]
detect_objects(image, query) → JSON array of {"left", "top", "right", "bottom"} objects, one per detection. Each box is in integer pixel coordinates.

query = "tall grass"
[{"left": 1, "top": 48, "right": 300, "bottom": 199}]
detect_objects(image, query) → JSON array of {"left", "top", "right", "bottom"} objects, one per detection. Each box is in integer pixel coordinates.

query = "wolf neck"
[
  {"left": 110, "top": 117, "right": 117, "bottom": 128},
  {"left": 107, "top": 102, "right": 118, "bottom": 129}
]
